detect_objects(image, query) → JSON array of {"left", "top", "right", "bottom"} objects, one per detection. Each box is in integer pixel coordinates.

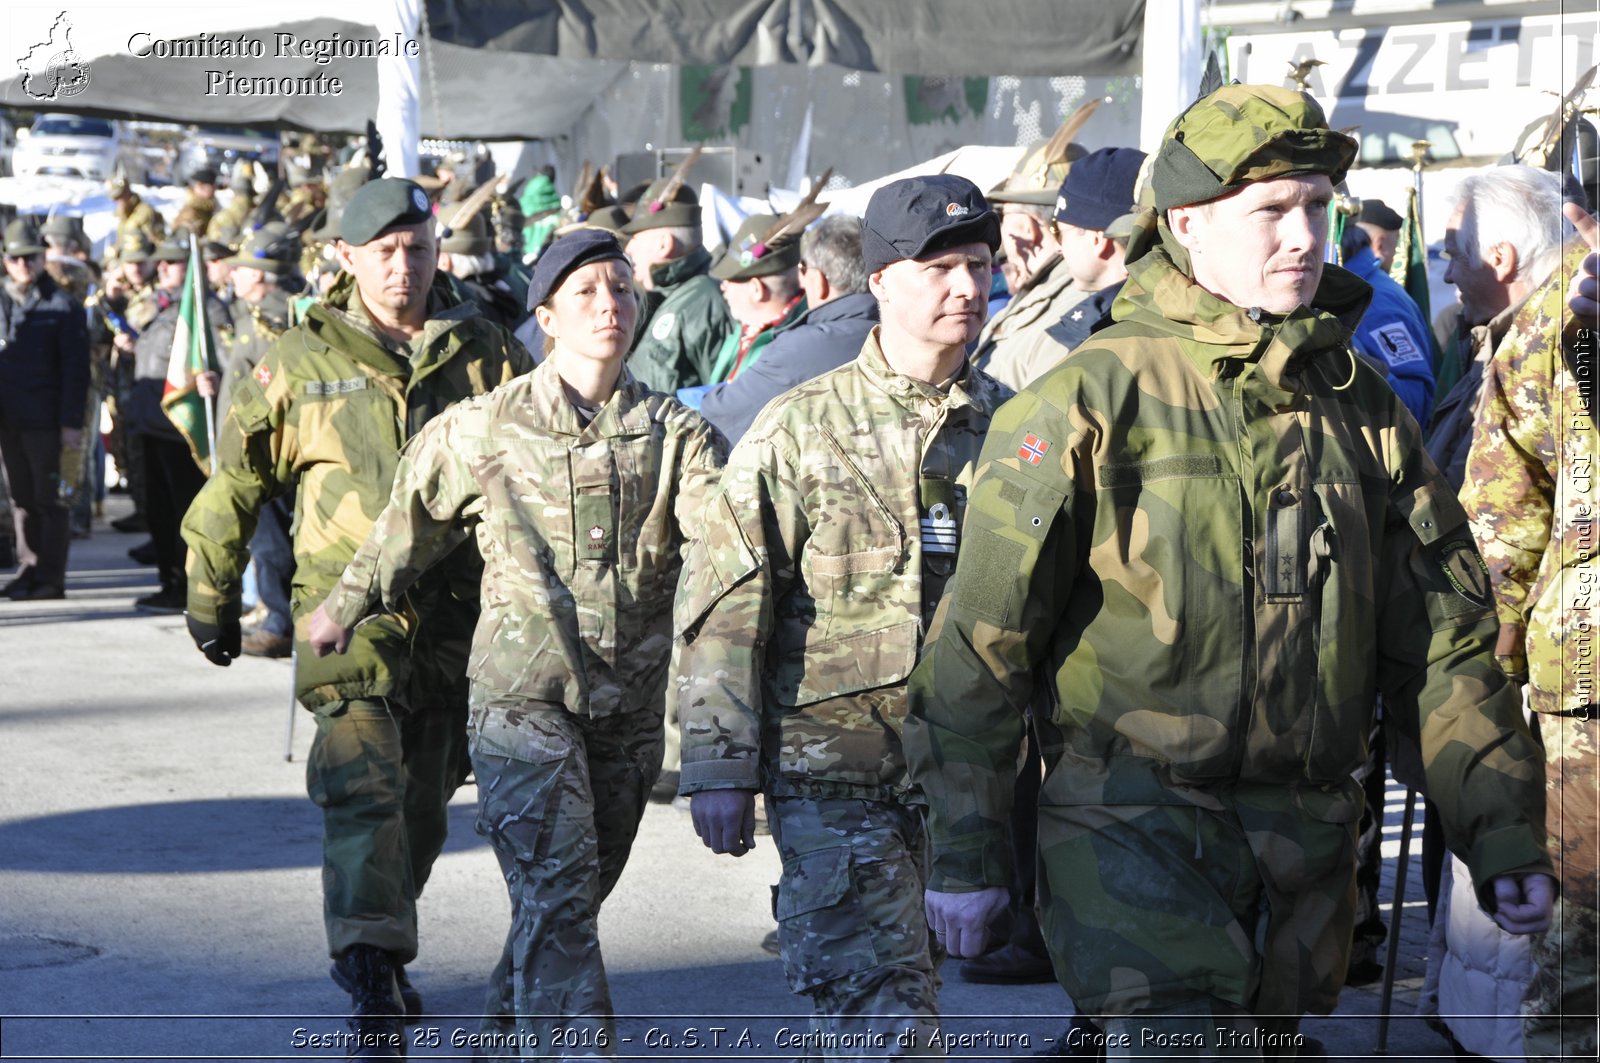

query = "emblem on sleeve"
[
  {"left": 1439, "top": 540, "right": 1492, "bottom": 610},
  {"left": 254, "top": 363, "right": 273, "bottom": 388},
  {"left": 651, "top": 312, "right": 677, "bottom": 342},
  {"left": 1017, "top": 433, "right": 1051, "bottom": 466}
]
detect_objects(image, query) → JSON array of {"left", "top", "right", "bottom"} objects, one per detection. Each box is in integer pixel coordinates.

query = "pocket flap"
[{"left": 775, "top": 846, "right": 852, "bottom": 920}]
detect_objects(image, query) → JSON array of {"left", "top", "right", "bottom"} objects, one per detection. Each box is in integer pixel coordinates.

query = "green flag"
[
  {"left": 159, "top": 237, "right": 219, "bottom": 475},
  {"left": 1388, "top": 186, "right": 1448, "bottom": 393}
]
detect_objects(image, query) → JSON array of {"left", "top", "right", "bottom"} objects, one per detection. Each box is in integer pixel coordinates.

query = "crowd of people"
[{"left": 0, "top": 81, "right": 1595, "bottom": 1062}]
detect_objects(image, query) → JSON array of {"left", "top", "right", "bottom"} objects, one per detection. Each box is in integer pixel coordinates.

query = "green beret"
[
  {"left": 340, "top": 178, "right": 433, "bottom": 246},
  {"left": 709, "top": 214, "right": 803, "bottom": 281},
  {"left": 1152, "top": 85, "right": 1358, "bottom": 211}
]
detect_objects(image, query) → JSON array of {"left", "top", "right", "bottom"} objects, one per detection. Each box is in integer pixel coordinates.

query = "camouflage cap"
[
  {"left": 708, "top": 214, "right": 803, "bottom": 281},
  {"left": 1151, "top": 84, "right": 1358, "bottom": 211},
  {"left": 2, "top": 220, "right": 45, "bottom": 257}
]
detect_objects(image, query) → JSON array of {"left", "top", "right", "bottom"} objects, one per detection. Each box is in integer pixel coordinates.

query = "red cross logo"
[
  {"left": 1017, "top": 433, "right": 1050, "bottom": 466},
  {"left": 254, "top": 363, "right": 273, "bottom": 388}
]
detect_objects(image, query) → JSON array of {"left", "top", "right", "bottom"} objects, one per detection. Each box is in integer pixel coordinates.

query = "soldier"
[
  {"left": 1463, "top": 228, "right": 1597, "bottom": 1063},
  {"left": 108, "top": 174, "right": 167, "bottom": 253},
  {"left": 306, "top": 228, "right": 725, "bottom": 1056},
  {"left": 206, "top": 163, "right": 257, "bottom": 247},
  {"left": 437, "top": 212, "right": 523, "bottom": 331},
  {"left": 1042, "top": 146, "right": 1145, "bottom": 354},
  {"left": 974, "top": 127, "right": 1092, "bottom": 390},
  {"left": 905, "top": 85, "right": 1554, "bottom": 1055},
  {"left": 171, "top": 166, "right": 220, "bottom": 240},
  {"left": 675, "top": 174, "right": 1009, "bottom": 1051},
  {"left": 621, "top": 175, "right": 735, "bottom": 395},
  {"left": 102, "top": 233, "right": 161, "bottom": 540},
  {"left": 0, "top": 220, "right": 90, "bottom": 600},
  {"left": 181, "top": 179, "right": 534, "bottom": 1055},
  {"left": 703, "top": 213, "right": 808, "bottom": 388}
]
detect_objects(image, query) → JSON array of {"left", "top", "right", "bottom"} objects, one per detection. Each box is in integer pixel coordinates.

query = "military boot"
[
  {"left": 332, "top": 944, "right": 407, "bottom": 1059},
  {"left": 331, "top": 953, "right": 423, "bottom": 1019}
]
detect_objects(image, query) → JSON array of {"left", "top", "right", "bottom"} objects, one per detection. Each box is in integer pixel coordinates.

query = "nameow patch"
[
  {"left": 304, "top": 377, "right": 370, "bottom": 396},
  {"left": 1017, "top": 433, "right": 1051, "bottom": 466},
  {"left": 1374, "top": 323, "right": 1424, "bottom": 366},
  {"left": 651, "top": 312, "right": 677, "bottom": 341}
]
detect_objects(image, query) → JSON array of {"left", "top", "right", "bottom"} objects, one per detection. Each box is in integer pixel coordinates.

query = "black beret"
[
  {"left": 861, "top": 174, "right": 999, "bottom": 276},
  {"left": 1356, "top": 198, "right": 1403, "bottom": 232},
  {"left": 526, "top": 229, "right": 630, "bottom": 312},
  {"left": 340, "top": 178, "right": 433, "bottom": 246}
]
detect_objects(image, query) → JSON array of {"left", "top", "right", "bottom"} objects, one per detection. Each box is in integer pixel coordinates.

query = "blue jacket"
[
  {"left": 697, "top": 291, "right": 879, "bottom": 444},
  {"left": 0, "top": 274, "right": 89, "bottom": 432},
  {"left": 1345, "top": 247, "right": 1435, "bottom": 426}
]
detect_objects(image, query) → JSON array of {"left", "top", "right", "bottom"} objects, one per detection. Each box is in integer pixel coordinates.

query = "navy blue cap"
[
  {"left": 526, "top": 229, "right": 630, "bottom": 311},
  {"left": 340, "top": 178, "right": 433, "bottom": 246},
  {"left": 1054, "top": 147, "right": 1146, "bottom": 232},
  {"left": 861, "top": 174, "right": 999, "bottom": 276},
  {"left": 1357, "top": 198, "right": 1403, "bottom": 231}
]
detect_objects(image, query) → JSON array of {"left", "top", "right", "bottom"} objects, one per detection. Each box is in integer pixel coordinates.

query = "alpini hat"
[
  {"left": 223, "top": 223, "right": 299, "bottom": 272},
  {"left": 1151, "top": 84, "right": 1358, "bottom": 211},
  {"left": 709, "top": 214, "right": 804, "bottom": 281},
  {"left": 3, "top": 220, "right": 45, "bottom": 258},
  {"left": 340, "top": 178, "right": 434, "bottom": 246},
  {"left": 861, "top": 174, "right": 999, "bottom": 276}
]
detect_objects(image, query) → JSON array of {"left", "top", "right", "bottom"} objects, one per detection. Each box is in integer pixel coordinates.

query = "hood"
[{"left": 1114, "top": 206, "right": 1372, "bottom": 387}]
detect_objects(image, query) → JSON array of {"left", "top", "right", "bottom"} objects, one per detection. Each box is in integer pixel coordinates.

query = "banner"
[{"left": 159, "top": 236, "right": 219, "bottom": 475}]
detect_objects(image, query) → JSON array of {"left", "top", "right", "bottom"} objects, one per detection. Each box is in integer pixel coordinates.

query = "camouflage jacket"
[
  {"left": 1463, "top": 240, "right": 1597, "bottom": 716},
  {"left": 971, "top": 253, "right": 1086, "bottom": 390},
  {"left": 171, "top": 193, "right": 218, "bottom": 239},
  {"left": 219, "top": 287, "right": 292, "bottom": 411},
  {"left": 674, "top": 328, "right": 1012, "bottom": 801},
  {"left": 182, "top": 271, "right": 534, "bottom": 710},
  {"left": 321, "top": 357, "right": 726, "bottom": 721},
  {"left": 115, "top": 195, "right": 166, "bottom": 250},
  {"left": 905, "top": 212, "right": 1549, "bottom": 902},
  {"left": 627, "top": 247, "right": 736, "bottom": 395}
]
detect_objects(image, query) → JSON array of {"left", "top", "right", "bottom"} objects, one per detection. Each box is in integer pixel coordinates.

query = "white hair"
[{"left": 1452, "top": 166, "right": 1570, "bottom": 281}]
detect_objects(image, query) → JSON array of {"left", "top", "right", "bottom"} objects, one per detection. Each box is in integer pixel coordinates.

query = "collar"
[
  {"left": 856, "top": 326, "right": 979, "bottom": 413},
  {"left": 523, "top": 356, "right": 654, "bottom": 440},
  {"left": 647, "top": 245, "right": 714, "bottom": 291}
]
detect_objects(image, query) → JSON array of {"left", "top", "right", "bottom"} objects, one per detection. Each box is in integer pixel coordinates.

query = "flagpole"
[
  {"left": 189, "top": 233, "right": 219, "bottom": 476},
  {"left": 1409, "top": 140, "right": 1429, "bottom": 246}
]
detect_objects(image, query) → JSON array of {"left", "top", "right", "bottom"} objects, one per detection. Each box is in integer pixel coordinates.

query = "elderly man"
[
  {"left": 906, "top": 85, "right": 1553, "bottom": 1056},
  {"left": 622, "top": 180, "right": 735, "bottom": 394},
  {"left": 698, "top": 215, "right": 878, "bottom": 445},
  {"left": 0, "top": 220, "right": 90, "bottom": 600},
  {"left": 181, "top": 178, "right": 533, "bottom": 1054},
  {"left": 676, "top": 174, "right": 1010, "bottom": 1051},
  {"left": 702, "top": 212, "right": 809, "bottom": 389}
]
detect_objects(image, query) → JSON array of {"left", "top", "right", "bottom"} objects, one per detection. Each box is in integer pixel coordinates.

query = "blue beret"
[{"left": 526, "top": 229, "right": 630, "bottom": 312}]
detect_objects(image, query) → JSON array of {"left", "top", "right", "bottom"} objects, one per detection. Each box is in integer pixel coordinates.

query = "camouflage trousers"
[
  {"left": 1036, "top": 763, "right": 1359, "bottom": 1041},
  {"left": 768, "top": 796, "right": 945, "bottom": 1059},
  {"left": 1524, "top": 712, "right": 1599, "bottom": 1062},
  {"left": 306, "top": 697, "right": 467, "bottom": 963},
  {"left": 472, "top": 701, "right": 663, "bottom": 1060}
]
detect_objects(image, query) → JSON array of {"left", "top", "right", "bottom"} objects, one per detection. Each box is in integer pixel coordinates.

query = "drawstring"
[{"left": 1332, "top": 347, "right": 1358, "bottom": 391}]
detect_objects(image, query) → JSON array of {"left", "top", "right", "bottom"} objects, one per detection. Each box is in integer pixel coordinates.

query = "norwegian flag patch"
[
  {"left": 254, "top": 363, "right": 273, "bottom": 388},
  {"left": 1017, "top": 433, "right": 1050, "bottom": 466}
]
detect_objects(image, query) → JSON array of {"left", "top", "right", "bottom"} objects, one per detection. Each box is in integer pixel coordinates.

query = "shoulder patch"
[
  {"left": 1374, "top": 323, "right": 1424, "bottom": 367},
  {"left": 253, "top": 362, "right": 273, "bottom": 388},
  {"left": 651, "top": 311, "right": 677, "bottom": 341},
  {"left": 1438, "top": 539, "right": 1493, "bottom": 611}
]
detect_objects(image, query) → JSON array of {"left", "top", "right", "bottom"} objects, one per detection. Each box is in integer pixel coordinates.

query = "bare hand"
[
  {"left": 1489, "top": 872, "right": 1557, "bottom": 935},
  {"left": 60, "top": 427, "right": 84, "bottom": 449},
  {"left": 305, "top": 603, "right": 352, "bottom": 657},
  {"left": 924, "top": 885, "right": 1010, "bottom": 958},
  {"left": 113, "top": 332, "right": 136, "bottom": 353},
  {"left": 195, "top": 370, "right": 221, "bottom": 399},
  {"left": 1495, "top": 623, "right": 1527, "bottom": 659},
  {"left": 1563, "top": 203, "right": 1600, "bottom": 324},
  {"left": 690, "top": 789, "right": 757, "bottom": 857}
]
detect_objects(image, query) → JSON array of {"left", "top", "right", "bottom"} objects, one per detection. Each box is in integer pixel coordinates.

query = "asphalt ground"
[{"left": 0, "top": 494, "right": 1462, "bottom": 1061}]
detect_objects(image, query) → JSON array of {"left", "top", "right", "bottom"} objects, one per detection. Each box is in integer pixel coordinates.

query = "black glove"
[{"left": 188, "top": 613, "right": 242, "bottom": 667}]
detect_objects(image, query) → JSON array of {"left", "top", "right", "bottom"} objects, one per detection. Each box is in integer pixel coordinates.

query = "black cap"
[
  {"left": 340, "top": 178, "right": 433, "bottom": 246},
  {"left": 861, "top": 175, "right": 999, "bottom": 276},
  {"left": 1357, "top": 198, "right": 1403, "bottom": 232},
  {"left": 526, "top": 229, "right": 630, "bottom": 312},
  {"left": 1054, "top": 147, "right": 1147, "bottom": 233},
  {"left": 189, "top": 166, "right": 219, "bottom": 186}
]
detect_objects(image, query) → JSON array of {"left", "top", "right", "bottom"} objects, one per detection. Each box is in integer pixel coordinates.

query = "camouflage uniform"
[
  {"left": 904, "top": 201, "right": 1551, "bottom": 1039},
  {"left": 970, "top": 253, "right": 1085, "bottom": 390},
  {"left": 182, "top": 271, "right": 533, "bottom": 963},
  {"left": 114, "top": 194, "right": 166, "bottom": 251},
  {"left": 207, "top": 190, "right": 255, "bottom": 247},
  {"left": 321, "top": 357, "right": 725, "bottom": 1054},
  {"left": 626, "top": 247, "right": 736, "bottom": 395},
  {"left": 674, "top": 329, "right": 1010, "bottom": 1050},
  {"left": 1462, "top": 240, "right": 1598, "bottom": 1062},
  {"left": 219, "top": 286, "right": 292, "bottom": 410},
  {"left": 171, "top": 192, "right": 218, "bottom": 240}
]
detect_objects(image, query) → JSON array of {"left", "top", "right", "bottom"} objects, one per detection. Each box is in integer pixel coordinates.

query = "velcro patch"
[
  {"left": 1439, "top": 539, "right": 1492, "bottom": 611},
  {"left": 304, "top": 377, "right": 370, "bottom": 396},
  {"left": 1374, "top": 323, "right": 1424, "bottom": 366},
  {"left": 1017, "top": 433, "right": 1051, "bottom": 466}
]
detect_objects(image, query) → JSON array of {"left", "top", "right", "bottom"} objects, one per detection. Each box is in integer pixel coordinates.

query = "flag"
[
  {"left": 159, "top": 237, "right": 219, "bottom": 475},
  {"left": 1387, "top": 185, "right": 1447, "bottom": 393}
]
